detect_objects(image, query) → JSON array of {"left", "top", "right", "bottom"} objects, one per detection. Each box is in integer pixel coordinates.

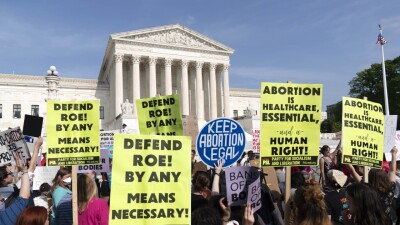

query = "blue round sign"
[{"left": 196, "top": 118, "right": 246, "bottom": 168}]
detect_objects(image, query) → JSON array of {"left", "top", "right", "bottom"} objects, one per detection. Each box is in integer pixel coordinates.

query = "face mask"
[{"left": 63, "top": 177, "right": 72, "bottom": 184}]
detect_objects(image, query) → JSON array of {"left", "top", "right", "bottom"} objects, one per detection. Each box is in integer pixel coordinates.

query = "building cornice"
[{"left": 0, "top": 74, "right": 109, "bottom": 90}]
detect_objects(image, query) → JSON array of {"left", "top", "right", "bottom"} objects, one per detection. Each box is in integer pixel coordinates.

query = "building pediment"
[{"left": 111, "top": 24, "right": 234, "bottom": 53}]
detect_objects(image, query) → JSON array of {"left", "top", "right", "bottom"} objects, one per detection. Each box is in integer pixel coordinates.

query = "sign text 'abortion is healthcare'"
[{"left": 197, "top": 118, "right": 246, "bottom": 168}]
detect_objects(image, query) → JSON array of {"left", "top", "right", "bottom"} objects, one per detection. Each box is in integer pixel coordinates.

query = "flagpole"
[{"left": 379, "top": 25, "right": 390, "bottom": 115}]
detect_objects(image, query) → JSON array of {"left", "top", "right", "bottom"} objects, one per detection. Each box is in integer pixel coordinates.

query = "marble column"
[
  {"left": 209, "top": 63, "right": 217, "bottom": 119},
  {"left": 149, "top": 57, "right": 157, "bottom": 97},
  {"left": 181, "top": 60, "right": 189, "bottom": 116},
  {"left": 165, "top": 58, "right": 173, "bottom": 95},
  {"left": 223, "top": 64, "right": 231, "bottom": 117},
  {"left": 216, "top": 69, "right": 223, "bottom": 117},
  {"left": 132, "top": 55, "right": 141, "bottom": 115},
  {"left": 114, "top": 53, "right": 123, "bottom": 116},
  {"left": 196, "top": 61, "right": 204, "bottom": 120}
]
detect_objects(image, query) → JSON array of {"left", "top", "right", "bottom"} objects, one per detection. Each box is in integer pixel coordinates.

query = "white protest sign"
[
  {"left": 0, "top": 127, "right": 30, "bottom": 165},
  {"left": 247, "top": 178, "right": 262, "bottom": 212},
  {"left": 32, "top": 166, "right": 60, "bottom": 190},
  {"left": 387, "top": 131, "right": 400, "bottom": 161},
  {"left": 384, "top": 115, "right": 398, "bottom": 161},
  {"left": 384, "top": 116, "right": 397, "bottom": 152},
  {"left": 100, "top": 131, "right": 116, "bottom": 158},
  {"left": 225, "top": 166, "right": 260, "bottom": 207}
]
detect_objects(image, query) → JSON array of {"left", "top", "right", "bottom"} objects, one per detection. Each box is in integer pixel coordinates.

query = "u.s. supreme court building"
[{"left": 0, "top": 24, "right": 261, "bottom": 139}]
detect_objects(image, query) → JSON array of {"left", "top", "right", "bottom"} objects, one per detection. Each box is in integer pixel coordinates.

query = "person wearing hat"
[{"left": 324, "top": 169, "right": 348, "bottom": 225}]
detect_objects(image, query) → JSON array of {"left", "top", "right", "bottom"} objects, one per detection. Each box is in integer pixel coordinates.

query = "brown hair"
[
  {"left": 0, "top": 166, "right": 9, "bottom": 186},
  {"left": 192, "top": 171, "right": 210, "bottom": 192},
  {"left": 51, "top": 167, "right": 71, "bottom": 192},
  {"left": 368, "top": 168, "right": 392, "bottom": 194},
  {"left": 15, "top": 206, "right": 48, "bottom": 225},
  {"left": 78, "top": 174, "right": 98, "bottom": 212},
  {"left": 294, "top": 185, "right": 332, "bottom": 225}
]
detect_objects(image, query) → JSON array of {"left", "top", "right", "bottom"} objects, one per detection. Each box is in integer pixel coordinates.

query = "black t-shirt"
[
  {"left": 324, "top": 188, "right": 348, "bottom": 225},
  {"left": 191, "top": 193, "right": 208, "bottom": 212}
]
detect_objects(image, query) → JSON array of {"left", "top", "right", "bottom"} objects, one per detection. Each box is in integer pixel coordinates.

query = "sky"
[{"left": 1, "top": 1, "right": 400, "bottom": 110}]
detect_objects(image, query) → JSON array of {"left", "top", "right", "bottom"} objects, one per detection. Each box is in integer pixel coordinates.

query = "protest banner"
[
  {"left": 77, "top": 130, "right": 114, "bottom": 173},
  {"left": 247, "top": 178, "right": 262, "bottom": 212},
  {"left": 109, "top": 134, "right": 191, "bottom": 225},
  {"left": 77, "top": 148, "right": 110, "bottom": 173},
  {"left": 384, "top": 115, "right": 398, "bottom": 161},
  {"left": 342, "top": 97, "right": 384, "bottom": 168},
  {"left": 396, "top": 131, "right": 400, "bottom": 160},
  {"left": 197, "top": 118, "right": 246, "bottom": 168},
  {"left": 0, "top": 127, "right": 30, "bottom": 165},
  {"left": 100, "top": 130, "right": 118, "bottom": 158},
  {"left": 32, "top": 166, "right": 60, "bottom": 190},
  {"left": 46, "top": 100, "right": 100, "bottom": 166},
  {"left": 225, "top": 166, "right": 260, "bottom": 208},
  {"left": 252, "top": 129, "right": 260, "bottom": 153},
  {"left": 260, "top": 82, "right": 322, "bottom": 166},
  {"left": 136, "top": 94, "right": 183, "bottom": 136}
]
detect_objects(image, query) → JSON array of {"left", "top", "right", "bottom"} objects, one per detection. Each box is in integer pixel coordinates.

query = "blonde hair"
[
  {"left": 294, "top": 185, "right": 332, "bottom": 225},
  {"left": 77, "top": 174, "right": 98, "bottom": 212}
]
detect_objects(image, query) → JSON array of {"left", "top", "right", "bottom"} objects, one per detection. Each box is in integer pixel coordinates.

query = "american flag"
[{"left": 376, "top": 33, "right": 387, "bottom": 45}]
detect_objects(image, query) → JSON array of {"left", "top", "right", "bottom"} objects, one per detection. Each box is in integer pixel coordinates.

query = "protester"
[
  {"left": 15, "top": 206, "right": 49, "bottom": 225},
  {"left": 191, "top": 170, "right": 210, "bottom": 211},
  {"left": 347, "top": 146, "right": 397, "bottom": 224},
  {"left": 0, "top": 166, "right": 15, "bottom": 201},
  {"left": 284, "top": 172, "right": 306, "bottom": 225},
  {"left": 324, "top": 169, "right": 349, "bottom": 225},
  {"left": 275, "top": 167, "right": 285, "bottom": 197},
  {"left": 238, "top": 152, "right": 248, "bottom": 166},
  {"left": 393, "top": 159, "right": 400, "bottom": 224},
  {"left": 78, "top": 174, "right": 109, "bottom": 225},
  {"left": 0, "top": 157, "right": 33, "bottom": 225},
  {"left": 98, "top": 172, "right": 110, "bottom": 204},
  {"left": 40, "top": 153, "right": 47, "bottom": 166},
  {"left": 319, "top": 140, "right": 341, "bottom": 186},
  {"left": 294, "top": 185, "right": 332, "bottom": 225},
  {"left": 50, "top": 167, "right": 72, "bottom": 225},
  {"left": 0, "top": 137, "right": 42, "bottom": 206},
  {"left": 345, "top": 182, "right": 389, "bottom": 225}
]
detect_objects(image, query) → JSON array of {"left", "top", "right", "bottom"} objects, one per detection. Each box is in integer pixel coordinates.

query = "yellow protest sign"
[
  {"left": 136, "top": 94, "right": 183, "bottom": 136},
  {"left": 342, "top": 97, "right": 384, "bottom": 168},
  {"left": 46, "top": 100, "right": 100, "bottom": 166},
  {"left": 109, "top": 134, "right": 191, "bottom": 225},
  {"left": 260, "top": 82, "right": 322, "bottom": 166}
]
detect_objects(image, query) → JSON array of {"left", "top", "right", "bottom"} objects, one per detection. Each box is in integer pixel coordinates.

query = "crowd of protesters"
[{"left": 0, "top": 133, "right": 400, "bottom": 225}]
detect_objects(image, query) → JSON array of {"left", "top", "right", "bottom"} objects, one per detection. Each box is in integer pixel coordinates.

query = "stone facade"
[{"left": 0, "top": 24, "right": 261, "bottom": 133}]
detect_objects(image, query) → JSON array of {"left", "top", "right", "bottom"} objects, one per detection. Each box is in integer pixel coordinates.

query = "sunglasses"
[{"left": 7, "top": 172, "right": 14, "bottom": 176}]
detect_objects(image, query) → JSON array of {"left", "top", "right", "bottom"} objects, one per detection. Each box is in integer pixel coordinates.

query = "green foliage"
[{"left": 348, "top": 56, "right": 400, "bottom": 129}]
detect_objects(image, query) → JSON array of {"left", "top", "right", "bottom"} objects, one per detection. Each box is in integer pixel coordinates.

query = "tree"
[{"left": 348, "top": 56, "right": 400, "bottom": 129}]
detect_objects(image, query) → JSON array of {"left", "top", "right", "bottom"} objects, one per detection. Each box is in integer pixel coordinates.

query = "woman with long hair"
[
  {"left": 294, "top": 185, "right": 332, "bottom": 225},
  {"left": 319, "top": 141, "right": 341, "bottom": 186},
  {"left": 78, "top": 174, "right": 109, "bottom": 225},
  {"left": 345, "top": 182, "right": 389, "bottom": 225},
  {"left": 50, "top": 167, "right": 72, "bottom": 225},
  {"left": 15, "top": 206, "right": 49, "bottom": 225}
]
